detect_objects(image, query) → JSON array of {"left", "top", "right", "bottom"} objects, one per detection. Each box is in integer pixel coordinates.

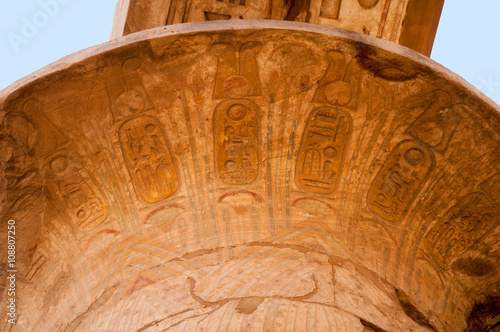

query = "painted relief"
[
  {"left": 296, "top": 107, "right": 352, "bottom": 194},
  {"left": 367, "top": 140, "right": 435, "bottom": 222},
  {"left": 406, "top": 102, "right": 471, "bottom": 154},
  {"left": 214, "top": 99, "right": 260, "bottom": 185},
  {"left": 313, "top": 51, "right": 362, "bottom": 110},
  {"left": 45, "top": 149, "right": 108, "bottom": 231},
  {"left": 22, "top": 98, "right": 68, "bottom": 157},
  {"left": 119, "top": 115, "right": 178, "bottom": 202},
  {"left": 320, "top": 0, "right": 342, "bottom": 19},
  {"left": 5, "top": 26, "right": 500, "bottom": 332},
  {"left": 425, "top": 193, "right": 499, "bottom": 268},
  {"left": 211, "top": 42, "right": 262, "bottom": 99},
  {"left": 96, "top": 57, "right": 153, "bottom": 122},
  {"left": 217, "top": 191, "right": 266, "bottom": 244}
]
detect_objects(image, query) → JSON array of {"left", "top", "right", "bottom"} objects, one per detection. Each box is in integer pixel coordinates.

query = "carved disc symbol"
[
  {"left": 77, "top": 209, "right": 87, "bottom": 219},
  {"left": 50, "top": 156, "right": 69, "bottom": 173},
  {"left": 377, "top": 194, "right": 387, "bottom": 203},
  {"left": 227, "top": 104, "right": 248, "bottom": 121},
  {"left": 115, "top": 90, "right": 145, "bottom": 116},
  {"left": 225, "top": 160, "right": 238, "bottom": 171},
  {"left": 324, "top": 146, "right": 337, "bottom": 159},
  {"left": 417, "top": 122, "right": 443, "bottom": 147},
  {"left": 358, "top": 0, "right": 379, "bottom": 9},
  {"left": 404, "top": 148, "right": 425, "bottom": 166},
  {"left": 223, "top": 75, "right": 251, "bottom": 98},
  {"left": 324, "top": 81, "right": 351, "bottom": 106},
  {"left": 145, "top": 124, "right": 156, "bottom": 133}
]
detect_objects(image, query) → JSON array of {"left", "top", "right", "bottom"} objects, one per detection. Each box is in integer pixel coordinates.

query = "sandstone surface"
[{"left": 0, "top": 20, "right": 498, "bottom": 331}]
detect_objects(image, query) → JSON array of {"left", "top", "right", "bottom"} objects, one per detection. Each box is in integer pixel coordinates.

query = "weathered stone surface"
[
  {"left": 0, "top": 21, "right": 499, "bottom": 331},
  {"left": 111, "top": 0, "right": 444, "bottom": 56}
]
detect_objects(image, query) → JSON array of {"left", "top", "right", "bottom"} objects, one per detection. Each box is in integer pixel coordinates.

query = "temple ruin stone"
[{"left": 0, "top": 1, "right": 498, "bottom": 331}]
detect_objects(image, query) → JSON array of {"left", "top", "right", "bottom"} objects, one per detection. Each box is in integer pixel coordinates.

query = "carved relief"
[
  {"left": 480, "top": 172, "right": 500, "bottom": 205},
  {"left": 314, "top": 0, "right": 388, "bottom": 37},
  {"left": 166, "top": 0, "right": 191, "bottom": 25},
  {"left": 358, "top": 0, "right": 379, "bottom": 9},
  {"left": 96, "top": 57, "right": 153, "bottom": 123},
  {"left": 23, "top": 249, "right": 49, "bottom": 282},
  {"left": 84, "top": 229, "right": 121, "bottom": 253},
  {"left": 406, "top": 102, "right": 471, "bottom": 154},
  {"left": 319, "top": 0, "right": 382, "bottom": 19},
  {"left": 145, "top": 205, "right": 187, "bottom": 228},
  {"left": 296, "top": 107, "right": 352, "bottom": 194},
  {"left": 367, "top": 140, "right": 435, "bottom": 222},
  {"left": 411, "top": 256, "right": 445, "bottom": 310},
  {"left": 218, "top": 191, "right": 265, "bottom": 243},
  {"left": 22, "top": 98, "right": 68, "bottom": 157},
  {"left": 4, "top": 112, "right": 34, "bottom": 148},
  {"left": 425, "top": 193, "right": 499, "bottom": 268},
  {"left": 3, "top": 111, "right": 37, "bottom": 181},
  {"left": 268, "top": 43, "right": 318, "bottom": 83},
  {"left": 320, "top": 0, "right": 342, "bottom": 19},
  {"left": 45, "top": 149, "right": 108, "bottom": 231},
  {"left": 211, "top": 42, "right": 262, "bottom": 99},
  {"left": 168, "top": 0, "right": 248, "bottom": 24},
  {"left": 214, "top": 99, "right": 260, "bottom": 185},
  {"left": 204, "top": 11, "right": 231, "bottom": 21},
  {"left": 119, "top": 115, "right": 179, "bottom": 202},
  {"left": 448, "top": 138, "right": 475, "bottom": 165},
  {"left": 4, "top": 26, "right": 500, "bottom": 332},
  {"left": 313, "top": 51, "right": 362, "bottom": 110}
]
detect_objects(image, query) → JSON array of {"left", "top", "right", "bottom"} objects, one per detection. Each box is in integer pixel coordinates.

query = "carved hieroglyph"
[
  {"left": 296, "top": 106, "right": 351, "bottom": 194},
  {"left": 367, "top": 140, "right": 435, "bottom": 222},
  {"left": 425, "top": 192, "right": 499, "bottom": 268},
  {"left": 119, "top": 115, "right": 178, "bottom": 202},
  {"left": 44, "top": 149, "right": 109, "bottom": 231},
  {"left": 0, "top": 21, "right": 499, "bottom": 332},
  {"left": 214, "top": 99, "right": 260, "bottom": 185},
  {"left": 112, "top": 0, "right": 444, "bottom": 56},
  {"left": 211, "top": 42, "right": 262, "bottom": 99}
]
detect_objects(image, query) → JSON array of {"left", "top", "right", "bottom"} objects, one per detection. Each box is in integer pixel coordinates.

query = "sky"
[{"left": 0, "top": 0, "right": 499, "bottom": 105}]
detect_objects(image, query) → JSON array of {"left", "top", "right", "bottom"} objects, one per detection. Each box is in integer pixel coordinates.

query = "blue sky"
[{"left": 0, "top": 0, "right": 499, "bottom": 105}]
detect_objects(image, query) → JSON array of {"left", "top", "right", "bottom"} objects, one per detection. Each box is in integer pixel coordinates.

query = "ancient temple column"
[{"left": 0, "top": 1, "right": 498, "bottom": 331}]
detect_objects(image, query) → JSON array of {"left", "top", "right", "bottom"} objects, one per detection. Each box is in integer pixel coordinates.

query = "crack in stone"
[
  {"left": 136, "top": 309, "right": 192, "bottom": 332},
  {"left": 64, "top": 284, "right": 118, "bottom": 332},
  {"left": 160, "top": 309, "right": 218, "bottom": 332},
  {"left": 187, "top": 273, "right": 319, "bottom": 307}
]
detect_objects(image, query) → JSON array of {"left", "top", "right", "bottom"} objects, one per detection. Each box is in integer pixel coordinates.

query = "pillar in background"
[{"left": 111, "top": 0, "right": 443, "bottom": 56}]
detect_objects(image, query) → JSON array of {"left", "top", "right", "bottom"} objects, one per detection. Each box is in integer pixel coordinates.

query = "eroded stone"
[{"left": 0, "top": 20, "right": 499, "bottom": 332}]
